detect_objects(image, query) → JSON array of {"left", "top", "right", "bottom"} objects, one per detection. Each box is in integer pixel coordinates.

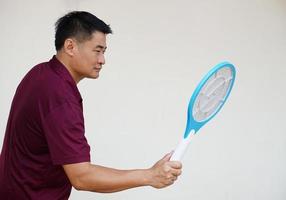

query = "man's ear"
[{"left": 63, "top": 38, "right": 77, "bottom": 56}]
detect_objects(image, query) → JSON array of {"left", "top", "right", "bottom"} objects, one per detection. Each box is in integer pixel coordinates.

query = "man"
[{"left": 0, "top": 11, "right": 182, "bottom": 199}]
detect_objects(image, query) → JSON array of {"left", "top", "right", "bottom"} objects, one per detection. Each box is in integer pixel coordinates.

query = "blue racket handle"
[{"left": 170, "top": 130, "right": 195, "bottom": 161}]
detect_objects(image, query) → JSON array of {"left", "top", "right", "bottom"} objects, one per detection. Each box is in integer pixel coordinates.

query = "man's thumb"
[{"left": 162, "top": 151, "right": 174, "bottom": 161}]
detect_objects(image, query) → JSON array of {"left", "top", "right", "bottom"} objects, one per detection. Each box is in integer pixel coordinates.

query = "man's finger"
[
  {"left": 168, "top": 161, "right": 182, "bottom": 169},
  {"left": 170, "top": 169, "right": 182, "bottom": 176},
  {"left": 161, "top": 151, "right": 174, "bottom": 162}
]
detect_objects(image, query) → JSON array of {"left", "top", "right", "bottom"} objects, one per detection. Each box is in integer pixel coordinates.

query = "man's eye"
[{"left": 93, "top": 49, "right": 106, "bottom": 54}]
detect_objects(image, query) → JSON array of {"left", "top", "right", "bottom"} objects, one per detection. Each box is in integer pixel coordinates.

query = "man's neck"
[{"left": 55, "top": 53, "right": 82, "bottom": 84}]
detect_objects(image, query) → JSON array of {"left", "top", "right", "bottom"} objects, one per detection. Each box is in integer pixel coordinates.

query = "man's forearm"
[
  {"left": 63, "top": 153, "right": 182, "bottom": 193},
  {"left": 74, "top": 164, "right": 152, "bottom": 193}
]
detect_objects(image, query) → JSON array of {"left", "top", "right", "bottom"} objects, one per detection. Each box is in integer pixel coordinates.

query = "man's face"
[{"left": 72, "top": 31, "right": 107, "bottom": 80}]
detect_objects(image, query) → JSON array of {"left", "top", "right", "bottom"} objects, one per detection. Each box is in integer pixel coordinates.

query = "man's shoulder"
[
  {"left": 18, "top": 57, "right": 81, "bottom": 112},
  {"left": 25, "top": 60, "right": 66, "bottom": 92},
  {"left": 19, "top": 60, "right": 69, "bottom": 103}
]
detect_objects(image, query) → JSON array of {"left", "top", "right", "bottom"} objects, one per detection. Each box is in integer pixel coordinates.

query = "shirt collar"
[{"left": 49, "top": 55, "right": 83, "bottom": 102}]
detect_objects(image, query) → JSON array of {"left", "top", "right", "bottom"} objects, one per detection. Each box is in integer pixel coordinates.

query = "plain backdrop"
[{"left": 1, "top": 0, "right": 286, "bottom": 199}]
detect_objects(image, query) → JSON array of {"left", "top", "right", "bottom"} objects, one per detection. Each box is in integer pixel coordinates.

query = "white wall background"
[{"left": 1, "top": 0, "right": 286, "bottom": 199}]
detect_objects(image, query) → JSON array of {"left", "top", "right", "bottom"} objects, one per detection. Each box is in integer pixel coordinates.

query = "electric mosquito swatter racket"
[{"left": 170, "top": 62, "right": 236, "bottom": 161}]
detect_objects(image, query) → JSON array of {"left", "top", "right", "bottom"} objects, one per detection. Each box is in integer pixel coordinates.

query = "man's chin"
[{"left": 87, "top": 73, "right": 100, "bottom": 79}]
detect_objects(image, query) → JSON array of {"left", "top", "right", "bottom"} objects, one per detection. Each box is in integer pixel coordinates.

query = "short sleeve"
[{"left": 42, "top": 101, "right": 90, "bottom": 165}]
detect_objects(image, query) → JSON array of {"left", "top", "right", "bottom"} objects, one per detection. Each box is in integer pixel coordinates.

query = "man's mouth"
[{"left": 93, "top": 67, "right": 101, "bottom": 72}]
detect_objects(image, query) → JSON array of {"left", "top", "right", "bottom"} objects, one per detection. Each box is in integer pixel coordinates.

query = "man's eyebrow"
[{"left": 95, "top": 45, "right": 107, "bottom": 50}]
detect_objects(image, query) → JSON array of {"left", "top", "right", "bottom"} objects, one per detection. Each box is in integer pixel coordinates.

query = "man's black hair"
[{"left": 55, "top": 11, "right": 112, "bottom": 51}]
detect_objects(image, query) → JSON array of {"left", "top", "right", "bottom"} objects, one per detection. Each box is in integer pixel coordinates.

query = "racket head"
[{"left": 184, "top": 62, "right": 236, "bottom": 138}]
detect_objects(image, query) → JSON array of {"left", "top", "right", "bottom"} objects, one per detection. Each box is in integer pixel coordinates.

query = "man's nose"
[{"left": 98, "top": 54, "right": 105, "bottom": 65}]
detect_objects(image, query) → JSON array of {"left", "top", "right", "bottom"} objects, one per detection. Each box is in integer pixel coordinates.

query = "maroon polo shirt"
[{"left": 0, "top": 56, "right": 90, "bottom": 199}]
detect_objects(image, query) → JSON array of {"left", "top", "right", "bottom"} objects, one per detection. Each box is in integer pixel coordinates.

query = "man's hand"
[{"left": 147, "top": 152, "right": 182, "bottom": 188}]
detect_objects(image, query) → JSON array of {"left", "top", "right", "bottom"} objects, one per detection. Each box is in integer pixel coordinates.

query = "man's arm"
[{"left": 63, "top": 152, "right": 182, "bottom": 193}]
